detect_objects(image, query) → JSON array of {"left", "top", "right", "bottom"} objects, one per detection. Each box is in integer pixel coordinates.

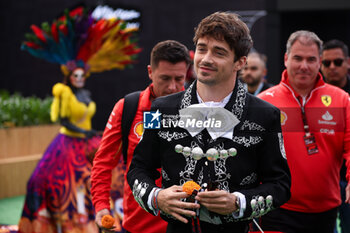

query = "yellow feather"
[{"left": 87, "top": 18, "right": 139, "bottom": 73}]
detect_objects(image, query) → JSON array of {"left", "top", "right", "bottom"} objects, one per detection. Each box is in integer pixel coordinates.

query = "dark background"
[{"left": 1, "top": 0, "right": 350, "bottom": 130}]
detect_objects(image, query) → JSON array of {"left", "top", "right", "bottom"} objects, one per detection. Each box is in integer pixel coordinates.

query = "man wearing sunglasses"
[
  {"left": 258, "top": 31, "right": 350, "bottom": 233},
  {"left": 321, "top": 39, "right": 350, "bottom": 93},
  {"left": 321, "top": 39, "right": 350, "bottom": 233}
]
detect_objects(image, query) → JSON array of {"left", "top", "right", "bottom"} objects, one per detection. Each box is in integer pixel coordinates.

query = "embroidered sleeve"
[
  {"left": 235, "top": 108, "right": 291, "bottom": 220},
  {"left": 127, "top": 103, "right": 163, "bottom": 214}
]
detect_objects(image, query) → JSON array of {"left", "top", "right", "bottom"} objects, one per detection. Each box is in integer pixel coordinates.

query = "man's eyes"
[
  {"left": 293, "top": 56, "right": 302, "bottom": 61},
  {"left": 293, "top": 56, "right": 317, "bottom": 62},
  {"left": 161, "top": 76, "right": 170, "bottom": 80},
  {"left": 197, "top": 47, "right": 206, "bottom": 52}
]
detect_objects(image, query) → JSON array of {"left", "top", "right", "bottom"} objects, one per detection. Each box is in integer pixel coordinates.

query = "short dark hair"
[
  {"left": 248, "top": 52, "right": 267, "bottom": 68},
  {"left": 193, "top": 12, "right": 253, "bottom": 61},
  {"left": 322, "top": 39, "right": 349, "bottom": 57},
  {"left": 150, "top": 40, "right": 191, "bottom": 69}
]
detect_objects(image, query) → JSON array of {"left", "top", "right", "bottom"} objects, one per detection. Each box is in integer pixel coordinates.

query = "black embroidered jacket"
[{"left": 127, "top": 80, "right": 291, "bottom": 226}]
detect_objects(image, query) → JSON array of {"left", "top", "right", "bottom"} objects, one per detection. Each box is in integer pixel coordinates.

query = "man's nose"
[
  {"left": 202, "top": 51, "right": 214, "bottom": 64},
  {"left": 168, "top": 79, "right": 177, "bottom": 92},
  {"left": 329, "top": 61, "right": 337, "bottom": 69},
  {"left": 300, "top": 60, "right": 308, "bottom": 69}
]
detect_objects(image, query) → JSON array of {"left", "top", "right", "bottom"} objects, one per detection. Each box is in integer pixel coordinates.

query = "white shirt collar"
[{"left": 196, "top": 91, "right": 232, "bottom": 107}]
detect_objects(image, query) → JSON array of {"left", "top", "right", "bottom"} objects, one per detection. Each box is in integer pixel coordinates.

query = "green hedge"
[{"left": 0, "top": 90, "right": 53, "bottom": 128}]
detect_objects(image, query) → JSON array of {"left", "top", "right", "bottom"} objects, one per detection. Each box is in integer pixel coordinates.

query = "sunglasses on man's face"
[{"left": 322, "top": 59, "right": 344, "bottom": 67}]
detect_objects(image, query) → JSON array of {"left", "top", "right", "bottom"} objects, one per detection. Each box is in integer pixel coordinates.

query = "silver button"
[
  {"left": 192, "top": 147, "right": 204, "bottom": 160},
  {"left": 206, "top": 148, "right": 219, "bottom": 161},
  {"left": 219, "top": 149, "right": 228, "bottom": 159},
  {"left": 228, "top": 148, "right": 237, "bottom": 157},
  {"left": 183, "top": 146, "right": 191, "bottom": 156},
  {"left": 175, "top": 144, "right": 183, "bottom": 153}
]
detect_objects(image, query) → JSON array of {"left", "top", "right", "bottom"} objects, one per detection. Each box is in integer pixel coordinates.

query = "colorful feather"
[
  {"left": 30, "top": 25, "right": 47, "bottom": 43},
  {"left": 51, "top": 22, "right": 59, "bottom": 42},
  {"left": 21, "top": 6, "right": 141, "bottom": 76}
]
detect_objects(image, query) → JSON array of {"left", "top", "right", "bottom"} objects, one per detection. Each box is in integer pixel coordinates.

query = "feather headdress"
[{"left": 21, "top": 6, "right": 141, "bottom": 76}]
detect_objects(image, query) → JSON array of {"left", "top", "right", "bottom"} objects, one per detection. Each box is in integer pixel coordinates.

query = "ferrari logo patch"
[{"left": 321, "top": 95, "right": 331, "bottom": 107}]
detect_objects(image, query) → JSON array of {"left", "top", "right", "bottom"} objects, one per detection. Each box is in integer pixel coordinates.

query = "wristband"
[
  {"left": 234, "top": 194, "right": 240, "bottom": 212},
  {"left": 152, "top": 188, "right": 161, "bottom": 211}
]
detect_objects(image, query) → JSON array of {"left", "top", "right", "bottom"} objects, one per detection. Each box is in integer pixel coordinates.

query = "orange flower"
[
  {"left": 102, "top": 215, "right": 115, "bottom": 229},
  {"left": 182, "top": 181, "right": 201, "bottom": 195}
]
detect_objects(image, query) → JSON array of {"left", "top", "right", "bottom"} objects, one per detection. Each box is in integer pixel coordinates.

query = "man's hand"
[
  {"left": 346, "top": 183, "right": 350, "bottom": 204},
  {"left": 195, "top": 190, "right": 238, "bottom": 215},
  {"left": 157, "top": 185, "right": 200, "bottom": 223},
  {"left": 95, "top": 208, "right": 110, "bottom": 228}
]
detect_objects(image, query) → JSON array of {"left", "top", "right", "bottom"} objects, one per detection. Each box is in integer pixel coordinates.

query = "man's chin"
[
  {"left": 327, "top": 75, "right": 341, "bottom": 81},
  {"left": 197, "top": 77, "right": 216, "bottom": 86},
  {"left": 243, "top": 79, "right": 259, "bottom": 86},
  {"left": 244, "top": 80, "right": 254, "bottom": 85},
  {"left": 327, "top": 78, "right": 342, "bottom": 86},
  {"left": 160, "top": 92, "right": 176, "bottom": 97}
]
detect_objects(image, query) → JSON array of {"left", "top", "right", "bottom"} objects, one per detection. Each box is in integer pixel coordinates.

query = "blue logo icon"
[{"left": 143, "top": 110, "right": 161, "bottom": 129}]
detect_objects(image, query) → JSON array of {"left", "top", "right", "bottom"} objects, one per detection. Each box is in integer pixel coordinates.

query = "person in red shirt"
[
  {"left": 91, "top": 40, "right": 191, "bottom": 233},
  {"left": 258, "top": 30, "right": 350, "bottom": 233}
]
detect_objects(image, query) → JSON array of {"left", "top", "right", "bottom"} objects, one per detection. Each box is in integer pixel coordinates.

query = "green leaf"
[{"left": 0, "top": 90, "right": 53, "bottom": 128}]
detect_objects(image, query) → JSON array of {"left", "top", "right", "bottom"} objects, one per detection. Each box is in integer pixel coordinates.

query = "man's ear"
[
  {"left": 284, "top": 53, "right": 288, "bottom": 68},
  {"left": 147, "top": 65, "right": 152, "bottom": 81},
  {"left": 263, "top": 68, "right": 268, "bottom": 76},
  {"left": 346, "top": 57, "right": 350, "bottom": 69},
  {"left": 235, "top": 56, "right": 247, "bottom": 71}
]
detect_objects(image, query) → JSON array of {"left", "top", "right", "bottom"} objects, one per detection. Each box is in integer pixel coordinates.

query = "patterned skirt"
[{"left": 18, "top": 133, "right": 101, "bottom": 233}]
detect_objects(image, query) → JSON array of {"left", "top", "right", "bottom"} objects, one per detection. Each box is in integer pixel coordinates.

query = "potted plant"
[{"left": 0, "top": 90, "right": 60, "bottom": 198}]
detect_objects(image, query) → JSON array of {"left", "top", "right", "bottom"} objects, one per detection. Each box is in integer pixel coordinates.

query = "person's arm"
[
  {"left": 50, "top": 83, "right": 96, "bottom": 138},
  {"left": 126, "top": 113, "right": 164, "bottom": 212},
  {"left": 346, "top": 184, "right": 350, "bottom": 204},
  {"left": 157, "top": 185, "right": 199, "bottom": 223},
  {"left": 127, "top": 128, "right": 199, "bottom": 223},
  {"left": 126, "top": 102, "right": 199, "bottom": 223},
  {"left": 198, "top": 108, "right": 291, "bottom": 220},
  {"left": 238, "top": 108, "right": 291, "bottom": 219},
  {"left": 60, "top": 118, "right": 96, "bottom": 138},
  {"left": 91, "top": 99, "right": 124, "bottom": 225},
  {"left": 195, "top": 190, "right": 239, "bottom": 215}
]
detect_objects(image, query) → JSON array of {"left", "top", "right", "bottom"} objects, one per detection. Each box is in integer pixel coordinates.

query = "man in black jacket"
[{"left": 127, "top": 11, "right": 291, "bottom": 233}]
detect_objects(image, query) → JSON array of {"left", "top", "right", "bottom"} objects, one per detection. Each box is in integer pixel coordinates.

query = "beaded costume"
[{"left": 18, "top": 6, "right": 140, "bottom": 233}]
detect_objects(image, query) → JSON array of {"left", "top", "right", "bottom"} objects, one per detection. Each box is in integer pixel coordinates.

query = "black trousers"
[
  {"left": 165, "top": 220, "right": 249, "bottom": 233},
  {"left": 260, "top": 207, "right": 338, "bottom": 233}
]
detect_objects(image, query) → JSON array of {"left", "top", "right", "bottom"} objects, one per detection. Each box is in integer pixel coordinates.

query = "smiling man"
[
  {"left": 127, "top": 12, "right": 291, "bottom": 233},
  {"left": 259, "top": 31, "right": 350, "bottom": 233}
]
